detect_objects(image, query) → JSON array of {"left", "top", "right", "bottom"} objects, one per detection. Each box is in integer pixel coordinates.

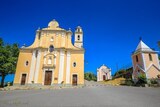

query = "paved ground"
[{"left": 0, "top": 86, "right": 160, "bottom": 107}]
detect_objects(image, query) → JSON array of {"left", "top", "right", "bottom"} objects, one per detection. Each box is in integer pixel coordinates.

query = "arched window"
[
  {"left": 149, "top": 54, "right": 152, "bottom": 61},
  {"left": 77, "top": 28, "right": 80, "bottom": 32},
  {"left": 73, "top": 62, "right": 76, "bottom": 67},
  {"left": 35, "top": 50, "right": 38, "bottom": 58},
  {"left": 49, "top": 45, "right": 54, "bottom": 52},
  {"left": 77, "top": 35, "right": 80, "bottom": 40},
  {"left": 136, "top": 55, "right": 138, "bottom": 62},
  {"left": 38, "top": 32, "right": 41, "bottom": 40}
]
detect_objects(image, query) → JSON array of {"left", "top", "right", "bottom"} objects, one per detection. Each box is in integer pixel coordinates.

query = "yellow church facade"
[{"left": 14, "top": 20, "right": 84, "bottom": 86}]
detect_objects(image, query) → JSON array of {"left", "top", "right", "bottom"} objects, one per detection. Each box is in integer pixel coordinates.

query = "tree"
[
  {"left": 0, "top": 38, "right": 19, "bottom": 87},
  {"left": 113, "top": 69, "right": 126, "bottom": 78},
  {"left": 84, "top": 72, "right": 97, "bottom": 81},
  {"left": 113, "top": 67, "right": 133, "bottom": 79}
]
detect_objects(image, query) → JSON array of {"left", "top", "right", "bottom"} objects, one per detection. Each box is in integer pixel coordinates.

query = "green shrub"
[
  {"left": 134, "top": 74, "right": 147, "bottom": 87},
  {"left": 126, "top": 80, "right": 134, "bottom": 86},
  {"left": 150, "top": 79, "right": 158, "bottom": 84},
  {"left": 138, "top": 74, "right": 147, "bottom": 84}
]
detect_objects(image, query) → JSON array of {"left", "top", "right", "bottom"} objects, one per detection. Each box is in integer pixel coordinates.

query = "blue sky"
[{"left": 0, "top": 0, "right": 160, "bottom": 81}]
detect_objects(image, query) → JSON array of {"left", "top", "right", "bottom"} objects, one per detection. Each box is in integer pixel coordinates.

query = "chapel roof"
[
  {"left": 134, "top": 40, "right": 156, "bottom": 53},
  {"left": 97, "top": 64, "right": 111, "bottom": 71},
  {"left": 136, "top": 40, "right": 152, "bottom": 51},
  {"left": 133, "top": 40, "right": 158, "bottom": 54}
]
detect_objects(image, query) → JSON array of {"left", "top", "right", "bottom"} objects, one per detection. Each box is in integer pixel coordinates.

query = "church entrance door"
[
  {"left": 21, "top": 74, "right": 26, "bottom": 85},
  {"left": 72, "top": 74, "right": 78, "bottom": 86},
  {"left": 103, "top": 75, "right": 106, "bottom": 81},
  {"left": 44, "top": 71, "right": 52, "bottom": 85}
]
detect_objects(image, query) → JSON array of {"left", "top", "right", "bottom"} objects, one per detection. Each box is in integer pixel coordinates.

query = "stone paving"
[
  {"left": 0, "top": 80, "right": 106, "bottom": 91},
  {"left": 0, "top": 85, "right": 160, "bottom": 107}
]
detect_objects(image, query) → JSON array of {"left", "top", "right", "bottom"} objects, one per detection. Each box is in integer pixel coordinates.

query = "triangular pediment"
[{"left": 146, "top": 63, "right": 160, "bottom": 72}]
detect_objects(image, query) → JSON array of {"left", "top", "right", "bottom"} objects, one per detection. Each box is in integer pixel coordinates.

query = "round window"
[
  {"left": 73, "top": 62, "right": 76, "bottom": 67},
  {"left": 49, "top": 45, "right": 54, "bottom": 52},
  {"left": 25, "top": 61, "right": 29, "bottom": 66}
]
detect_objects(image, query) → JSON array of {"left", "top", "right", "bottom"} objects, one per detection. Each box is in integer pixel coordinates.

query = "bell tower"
[
  {"left": 132, "top": 39, "right": 160, "bottom": 81},
  {"left": 74, "top": 26, "right": 83, "bottom": 48}
]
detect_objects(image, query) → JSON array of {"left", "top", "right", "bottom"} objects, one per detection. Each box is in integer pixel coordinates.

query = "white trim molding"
[
  {"left": 66, "top": 51, "right": 71, "bottom": 84},
  {"left": 28, "top": 50, "right": 36, "bottom": 83},
  {"left": 99, "top": 69, "right": 101, "bottom": 81},
  {"left": 141, "top": 53, "right": 147, "bottom": 71},
  {"left": 134, "top": 64, "right": 145, "bottom": 72},
  {"left": 58, "top": 49, "right": 65, "bottom": 84},
  {"left": 97, "top": 71, "right": 99, "bottom": 81},
  {"left": 131, "top": 55, "right": 135, "bottom": 71},
  {"left": 34, "top": 50, "right": 41, "bottom": 83}
]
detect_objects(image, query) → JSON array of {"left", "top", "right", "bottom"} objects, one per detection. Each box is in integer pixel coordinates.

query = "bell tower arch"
[{"left": 74, "top": 26, "right": 83, "bottom": 48}]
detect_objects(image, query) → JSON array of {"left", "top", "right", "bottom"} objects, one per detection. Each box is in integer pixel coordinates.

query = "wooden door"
[
  {"left": 21, "top": 74, "right": 26, "bottom": 85},
  {"left": 44, "top": 71, "right": 52, "bottom": 85},
  {"left": 103, "top": 75, "right": 106, "bottom": 81},
  {"left": 72, "top": 74, "right": 78, "bottom": 86}
]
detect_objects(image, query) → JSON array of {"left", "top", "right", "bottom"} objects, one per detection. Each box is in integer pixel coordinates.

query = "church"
[
  {"left": 132, "top": 40, "right": 160, "bottom": 82},
  {"left": 14, "top": 20, "right": 85, "bottom": 86},
  {"left": 97, "top": 64, "right": 112, "bottom": 81}
]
